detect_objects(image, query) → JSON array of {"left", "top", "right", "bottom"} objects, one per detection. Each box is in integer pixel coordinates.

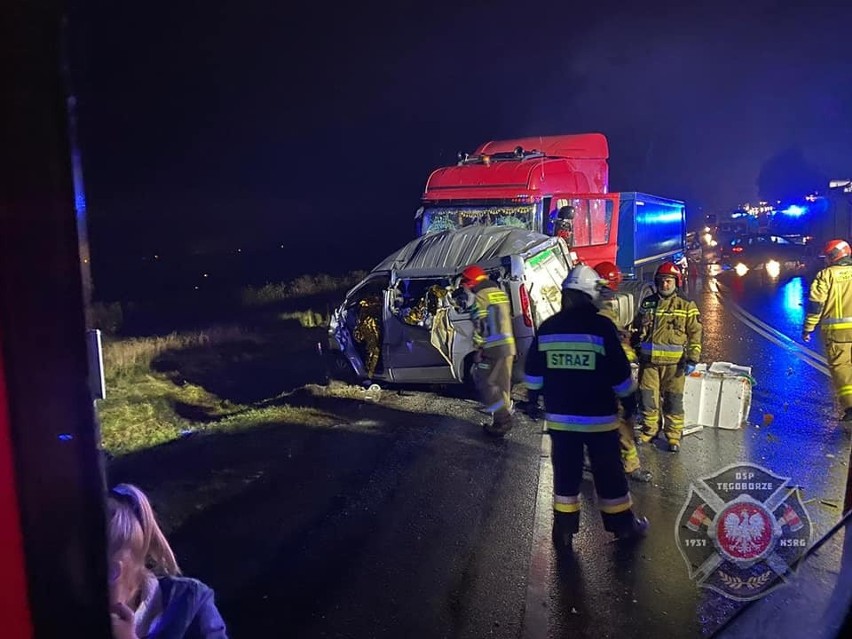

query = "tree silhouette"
[{"left": 757, "top": 147, "right": 826, "bottom": 203}]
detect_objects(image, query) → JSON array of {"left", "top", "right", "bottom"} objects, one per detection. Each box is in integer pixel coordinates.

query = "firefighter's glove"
[
  {"left": 802, "top": 331, "right": 812, "bottom": 343},
  {"left": 684, "top": 360, "right": 698, "bottom": 375},
  {"left": 620, "top": 393, "right": 638, "bottom": 420}
]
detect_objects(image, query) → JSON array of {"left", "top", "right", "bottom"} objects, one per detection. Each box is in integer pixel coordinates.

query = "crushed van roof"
[{"left": 371, "top": 226, "right": 560, "bottom": 276}]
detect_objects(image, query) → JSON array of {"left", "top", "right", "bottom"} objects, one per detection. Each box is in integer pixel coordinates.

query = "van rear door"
[{"left": 521, "top": 241, "right": 572, "bottom": 328}]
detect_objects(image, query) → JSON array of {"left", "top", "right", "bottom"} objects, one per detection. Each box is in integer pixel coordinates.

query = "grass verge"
[
  {"left": 97, "top": 270, "right": 375, "bottom": 456},
  {"left": 98, "top": 319, "right": 338, "bottom": 455}
]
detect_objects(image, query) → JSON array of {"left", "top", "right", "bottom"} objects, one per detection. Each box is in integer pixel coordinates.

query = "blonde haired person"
[{"left": 108, "top": 484, "right": 228, "bottom": 639}]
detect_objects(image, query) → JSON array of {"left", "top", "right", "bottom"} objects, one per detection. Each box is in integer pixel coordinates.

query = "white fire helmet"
[{"left": 562, "top": 264, "right": 606, "bottom": 301}]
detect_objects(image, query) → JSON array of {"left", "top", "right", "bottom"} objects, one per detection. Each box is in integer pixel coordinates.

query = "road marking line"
[
  {"left": 522, "top": 423, "right": 552, "bottom": 639},
  {"left": 715, "top": 282, "right": 827, "bottom": 366},
  {"left": 728, "top": 304, "right": 830, "bottom": 376},
  {"left": 710, "top": 279, "right": 830, "bottom": 377},
  {"left": 521, "top": 279, "right": 826, "bottom": 638}
]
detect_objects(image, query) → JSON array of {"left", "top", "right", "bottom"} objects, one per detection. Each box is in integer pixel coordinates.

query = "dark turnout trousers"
[{"left": 549, "top": 429, "right": 636, "bottom": 535}]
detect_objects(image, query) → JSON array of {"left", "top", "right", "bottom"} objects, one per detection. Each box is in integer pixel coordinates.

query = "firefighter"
[
  {"left": 353, "top": 294, "right": 383, "bottom": 378},
  {"left": 802, "top": 239, "right": 852, "bottom": 422},
  {"left": 633, "top": 262, "right": 702, "bottom": 452},
  {"left": 594, "top": 261, "right": 652, "bottom": 483},
  {"left": 460, "top": 264, "right": 517, "bottom": 436},
  {"left": 554, "top": 205, "right": 575, "bottom": 248},
  {"left": 525, "top": 265, "right": 649, "bottom": 549}
]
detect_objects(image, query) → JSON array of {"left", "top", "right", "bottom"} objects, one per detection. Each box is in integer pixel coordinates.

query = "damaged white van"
[{"left": 326, "top": 226, "right": 575, "bottom": 386}]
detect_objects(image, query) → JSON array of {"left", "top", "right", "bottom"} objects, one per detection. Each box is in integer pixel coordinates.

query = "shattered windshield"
[{"left": 420, "top": 204, "right": 536, "bottom": 235}]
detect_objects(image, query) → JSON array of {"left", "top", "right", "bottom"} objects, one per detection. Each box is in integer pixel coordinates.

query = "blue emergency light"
[{"left": 782, "top": 205, "right": 807, "bottom": 217}]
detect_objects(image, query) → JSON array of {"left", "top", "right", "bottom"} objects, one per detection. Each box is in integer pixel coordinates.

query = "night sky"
[{"left": 72, "top": 1, "right": 852, "bottom": 299}]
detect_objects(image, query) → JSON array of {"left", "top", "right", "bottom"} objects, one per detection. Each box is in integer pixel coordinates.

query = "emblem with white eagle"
[{"left": 675, "top": 462, "right": 811, "bottom": 601}]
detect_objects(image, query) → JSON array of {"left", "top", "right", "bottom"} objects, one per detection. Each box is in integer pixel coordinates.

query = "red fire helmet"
[
  {"left": 824, "top": 239, "right": 851, "bottom": 264},
  {"left": 593, "top": 261, "right": 623, "bottom": 291},
  {"left": 460, "top": 264, "right": 488, "bottom": 287},
  {"left": 655, "top": 261, "right": 683, "bottom": 287}
]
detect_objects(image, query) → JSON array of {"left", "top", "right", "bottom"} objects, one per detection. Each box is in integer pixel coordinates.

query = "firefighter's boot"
[
  {"left": 614, "top": 516, "right": 650, "bottom": 542},
  {"left": 552, "top": 513, "right": 577, "bottom": 550},
  {"left": 483, "top": 412, "right": 515, "bottom": 437},
  {"left": 627, "top": 468, "right": 653, "bottom": 483}
]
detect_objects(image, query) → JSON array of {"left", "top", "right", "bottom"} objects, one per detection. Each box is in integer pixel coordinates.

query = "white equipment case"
[{"left": 683, "top": 362, "right": 753, "bottom": 435}]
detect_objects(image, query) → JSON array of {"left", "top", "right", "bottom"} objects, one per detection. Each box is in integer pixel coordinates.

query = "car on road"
[
  {"left": 326, "top": 226, "right": 576, "bottom": 386},
  {"left": 685, "top": 231, "right": 703, "bottom": 264},
  {"left": 720, "top": 233, "right": 815, "bottom": 279}
]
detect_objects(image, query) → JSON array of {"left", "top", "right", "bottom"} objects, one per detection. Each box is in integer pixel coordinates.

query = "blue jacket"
[{"left": 148, "top": 577, "right": 228, "bottom": 639}]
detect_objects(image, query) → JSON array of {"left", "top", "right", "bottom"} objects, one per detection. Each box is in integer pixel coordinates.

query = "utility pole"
[{"left": 62, "top": 15, "right": 94, "bottom": 324}]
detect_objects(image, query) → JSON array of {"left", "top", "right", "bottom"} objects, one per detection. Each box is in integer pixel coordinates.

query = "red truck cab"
[
  {"left": 416, "top": 133, "right": 611, "bottom": 239},
  {"left": 417, "top": 134, "right": 689, "bottom": 282}
]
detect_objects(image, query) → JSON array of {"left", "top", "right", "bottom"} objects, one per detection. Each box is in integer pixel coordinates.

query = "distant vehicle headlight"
[
  {"left": 703, "top": 233, "right": 713, "bottom": 245},
  {"left": 735, "top": 263, "right": 749, "bottom": 277},
  {"left": 765, "top": 260, "right": 781, "bottom": 278}
]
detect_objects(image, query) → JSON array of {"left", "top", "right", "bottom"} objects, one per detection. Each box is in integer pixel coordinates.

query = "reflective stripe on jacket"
[
  {"left": 804, "top": 261, "right": 852, "bottom": 342},
  {"left": 523, "top": 302, "right": 635, "bottom": 433},
  {"left": 633, "top": 291, "right": 702, "bottom": 365},
  {"left": 471, "top": 281, "right": 517, "bottom": 357}
]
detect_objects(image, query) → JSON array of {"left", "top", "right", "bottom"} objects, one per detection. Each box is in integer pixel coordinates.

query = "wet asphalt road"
[
  {"left": 166, "top": 390, "right": 546, "bottom": 639},
  {"left": 539, "top": 270, "right": 852, "bottom": 638},
  {"left": 166, "top": 268, "right": 851, "bottom": 639}
]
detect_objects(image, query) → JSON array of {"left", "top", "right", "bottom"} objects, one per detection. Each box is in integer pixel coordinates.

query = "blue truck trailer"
[{"left": 614, "top": 192, "right": 687, "bottom": 281}]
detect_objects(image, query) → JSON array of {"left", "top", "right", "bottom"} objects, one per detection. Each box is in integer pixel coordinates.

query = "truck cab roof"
[
  {"left": 473, "top": 133, "right": 609, "bottom": 159},
  {"left": 423, "top": 133, "right": 610, "bottom": 201}
]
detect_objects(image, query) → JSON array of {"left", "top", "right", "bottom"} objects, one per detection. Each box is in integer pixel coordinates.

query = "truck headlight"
[
  {"left": 765, "top": 260, "right": 781, "bottom": 278},
  {"left": 735, "top": 263, "right": 749, "bottom": 277}
]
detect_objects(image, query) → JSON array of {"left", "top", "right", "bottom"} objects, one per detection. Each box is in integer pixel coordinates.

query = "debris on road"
[{"left": 364, "top": 383, "right": 382, "bottom": 402}]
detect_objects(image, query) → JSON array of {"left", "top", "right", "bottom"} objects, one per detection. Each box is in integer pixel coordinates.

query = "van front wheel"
[{"left": 326, "top": 352, "right": 360, "bottom": 385}]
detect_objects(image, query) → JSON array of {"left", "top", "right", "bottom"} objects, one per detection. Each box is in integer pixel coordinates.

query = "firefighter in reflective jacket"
[
  {"left": 594, "top": 262, "right": 652, "bottom": 483},
  {"left": 633, "top": 262, "right": 702, "bottom": 452},
  {"left": 460, "top": 264, "right": 517, "bottom": 436},
  {"left": 525, "top": 265, "right": 649, "bottom": 549},
  {"left": 803, "top": 239, "right": 852, "bottom": 422}
]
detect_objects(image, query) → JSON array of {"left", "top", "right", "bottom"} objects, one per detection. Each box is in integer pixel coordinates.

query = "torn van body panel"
[{"left": 328, "top": 227, "right": 574, "bottom": 385}]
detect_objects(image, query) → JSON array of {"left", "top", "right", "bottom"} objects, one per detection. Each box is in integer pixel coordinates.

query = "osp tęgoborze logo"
[{"left": 675, "top": 462, "right": 812, "bottom": 601}]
